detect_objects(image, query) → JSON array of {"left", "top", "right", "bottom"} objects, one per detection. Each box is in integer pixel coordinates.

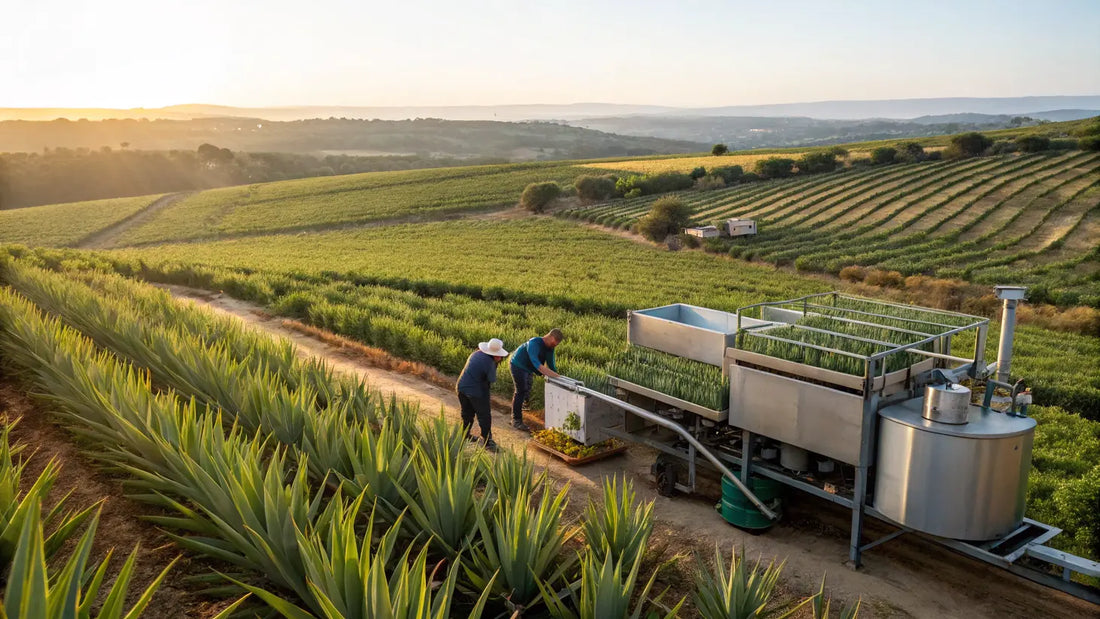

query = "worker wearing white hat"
[{"left": 456, "top": 337, "right": 509, "bottom": 451}]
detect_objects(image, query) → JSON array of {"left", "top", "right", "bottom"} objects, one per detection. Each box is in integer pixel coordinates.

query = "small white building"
[
  {"left": 685, "top": 225, "right": 720, "bottom": 239},
  {"left": 725, "top": 218, "right": 757, "bottom": 237}
]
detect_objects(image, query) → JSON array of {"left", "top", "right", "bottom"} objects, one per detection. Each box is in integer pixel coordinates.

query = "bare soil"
[{"left": 162, "top": 285, "right": 1098, "bottom": 618}]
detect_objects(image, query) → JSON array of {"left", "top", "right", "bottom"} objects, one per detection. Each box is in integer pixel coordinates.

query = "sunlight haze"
[{"left": 4, "top": 0, "right": 1100, "bottom": 108}]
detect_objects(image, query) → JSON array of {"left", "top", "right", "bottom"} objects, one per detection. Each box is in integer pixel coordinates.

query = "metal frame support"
[
  {"left": 740, "top": 430, "right": 753, "bottom": 484},
  {"left": 849, "top": 358, "right": 881, "bottom": 567}
]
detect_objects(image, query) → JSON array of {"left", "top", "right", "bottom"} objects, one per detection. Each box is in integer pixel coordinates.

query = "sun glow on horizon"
[{"left": 3, "top": 0, "right": 1099, "bottom": 110}]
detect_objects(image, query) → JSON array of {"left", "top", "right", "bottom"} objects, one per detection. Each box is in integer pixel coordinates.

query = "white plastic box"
[{"left": 543, "top": 380, "right": 620, "bottom": 445}]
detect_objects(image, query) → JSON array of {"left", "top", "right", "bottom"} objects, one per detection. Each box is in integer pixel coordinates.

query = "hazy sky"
[{"left": 5, "top": 0, "right": 1099, "bottom": 108}]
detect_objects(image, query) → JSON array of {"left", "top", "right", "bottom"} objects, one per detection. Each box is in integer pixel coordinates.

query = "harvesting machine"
[{"left": 544, "top": 287, "right": 1100, "bottom": 603}]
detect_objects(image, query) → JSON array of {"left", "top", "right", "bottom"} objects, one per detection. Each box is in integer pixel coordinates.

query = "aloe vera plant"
[
  {"left": 539, "top": 552, "right": 683, "bottom": 619},
  {"left": 467, "top": 482, "right": 577, "bottom": 610},
  {"left": 337, "top": 417, "right": 416, "bottom": 526},
  {"left": 693, "top": 545, "right": 811, "bottom": 619},
  {"left": 1, "top": 500, "right": 182, "bottom": 619},
  {"left": 237, "top": 498, "right": 494, "bottom": 619},
  {"left": 809, "top": 576, "right": 861, "bottom": 619},
  {"left": 1, "top": 421, "right": 97, "bottom": 571},
  {"left": 395, "top": 442, "right": 489, "bottom": 558},
  {"left": 484, "top": 448, "right": 545, "bottom": 503},
  {"left": 582, "top": 476, "right": 654, "bottom": 572}
]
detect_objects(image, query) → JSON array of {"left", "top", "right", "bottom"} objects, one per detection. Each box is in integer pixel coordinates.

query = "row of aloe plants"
[
  {"left": 0, "top": 276, "right": 496, "bottom": 616},
  {"left": 1, "top": 418, "right": 220, "bottom": 618},
  {"left": 0, "top": 259, "right": 860, "bottom": 617}
]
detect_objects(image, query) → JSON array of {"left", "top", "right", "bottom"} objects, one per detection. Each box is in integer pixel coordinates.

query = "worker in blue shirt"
[
  {"left": 509, "top": 328, "right": 564, "bottom": 431},
  {"left": 457, "top": 338, "right": 509, "bottom": 451}
]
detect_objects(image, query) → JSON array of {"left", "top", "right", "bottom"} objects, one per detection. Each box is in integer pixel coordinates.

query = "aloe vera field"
[{"left": 2, "top": 123, "right": 1100, "bottom": 617}]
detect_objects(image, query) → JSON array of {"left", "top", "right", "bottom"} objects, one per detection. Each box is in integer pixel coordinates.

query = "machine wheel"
[{"left": 652, "top": 456, "right": 678, "bottom": 497}]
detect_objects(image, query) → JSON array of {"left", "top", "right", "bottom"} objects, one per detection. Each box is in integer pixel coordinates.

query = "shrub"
[
  {"left": 574, "top": 174, "right": 617, "bottom": 202},
  {"left": 754, "top": 157, "right": 795, "bottom": 179},
  {"left": 638, "top": 197, "right": 693, "bottom": 242},
  {"left": 896, "top": 142, "right": 925, "bottom": 162},
  {"left": 617, "top": 172, "right": 695, "bottom": 196},
  {"left": 925, "top": 150, "right": 943, "bottom": 161},
  {"left": 797, "top": 151, "right": 839, "bottom": 174},
  {"left": 849, "top": 157, "right": 873, "bottom": 167},
  {"left": 870, "top": 147, "right": 897, "bottom": 165},
  {"left": 740, "top": 171, "right": 761, "bottom": 182},
  {"left": 624, "top": 187, "right": 642, "bottom": 198},
  {"left": 863, "top": 269, "right": 904, "bottom": 288},
  {"left": 1081, "top": 136, "right": 1100, "bottom": 152},
  {"left": 696, "top": 174, "right": 726, "bottom": 191},
  {"left": 711, "top": 165, "right": 744, "bottom": 184},
  {"left": 827, "top": 146, "right": 849, "bottom": 158},
  {"left": 990, "top": 140, "right": 1017, "bottom": 155},
  {"left": 690, "top": 166, "right": 707, "bottom": 180},
  {"left": 519, "top": 181, "right": 561, "bottom": 212},
  {"left": 711, "top": 143, "right": 729, "bottom": 156},
  {"left": 1049, "top": 138, "right": 1079, "bottom": 150},
  {"left": 838, "top": 265, "right": 867, "bottom": 283},
  {"left": 1075, "top": 119, "right": 1100, "bottom": 137},
  {"left": 677, "top": 233, "right": 700, "bottom": 249},
  {"left": 1016, "top": 135, "right": 1051, "bottom": 153},
  {"left": 945, "top": 132, "right": 993, "bottom": 159}
]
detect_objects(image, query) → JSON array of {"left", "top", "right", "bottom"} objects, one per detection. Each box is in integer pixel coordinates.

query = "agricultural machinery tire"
[{"left": 652, "top": 456, "right": 678, "bottom": 497}]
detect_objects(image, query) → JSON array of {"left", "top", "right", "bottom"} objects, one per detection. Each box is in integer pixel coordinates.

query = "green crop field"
[
  {"left": 10, "top": 233, "right": 1100, "bottom": 564},
  {"left": 0, "top": 194, "right": 161, "bottom": 247},
  {"left": 3, "top": 120, "right": 1100, "bottom": 606},
  {"left": 111, "top": 162, "right": 589, "bottom": 245},
  {"left": 564, "top": 151, "right": 1100, "bottom": 306}
]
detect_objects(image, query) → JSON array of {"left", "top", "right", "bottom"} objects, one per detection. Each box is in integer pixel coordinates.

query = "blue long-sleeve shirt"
[
  {"left": 510, "top": 337, "right": 557, "bottom": 375},
  {"left": 457, "top": 350, "right": 498, "bottom": 398}
]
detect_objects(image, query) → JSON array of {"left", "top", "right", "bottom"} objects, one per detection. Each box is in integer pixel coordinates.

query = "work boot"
[
  {"left": 483, "top": 438, "right": 499, "bottom": 452},
  {"left": 511, "top": 420, "right": 530, "bottom": 432},
  {"left": 466, "top": 434, "right": 480, "bottom": 444}
]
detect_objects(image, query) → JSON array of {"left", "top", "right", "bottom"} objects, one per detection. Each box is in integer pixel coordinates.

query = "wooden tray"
[{"left": 529, "top": 439, "right": 628, "bottom": 466}]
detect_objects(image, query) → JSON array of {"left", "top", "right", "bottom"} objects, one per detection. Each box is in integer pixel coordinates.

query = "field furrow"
[
  {"left": 952, "top": 154, "right": 1100, "bottom": 241},
  {"left": 903, "top": 152, "right": 1085, "bottom": 237},
  {"left": 761, "top": 164, "right": 926, "bottom": 224},
  {"left": 816, "top": 157, "right": 1004, "bottom": 229}
]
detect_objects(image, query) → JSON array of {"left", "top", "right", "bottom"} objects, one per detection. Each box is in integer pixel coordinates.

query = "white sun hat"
[{"left": 478, "top": 338, "right": 509, "bottom": 357}]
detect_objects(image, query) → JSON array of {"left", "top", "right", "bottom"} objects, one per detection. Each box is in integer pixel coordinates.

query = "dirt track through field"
[
  {"left": 75, "top": 192, "right": 195, "bottom": 250},
  {"left": 161, "top": 285, "right": 1096, "bottom": 618}
]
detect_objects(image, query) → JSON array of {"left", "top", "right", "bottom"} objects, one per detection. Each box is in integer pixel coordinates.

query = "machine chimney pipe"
[{"left": 994, "top": 286, "right": 1026, "bottom": 383}]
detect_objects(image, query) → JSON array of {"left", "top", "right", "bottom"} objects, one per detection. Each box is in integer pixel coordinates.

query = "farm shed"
[
  {"left": 685, "top": 225, "right": 720, "bottom": 238},
  {"left": 725, "top": 218, "right": 757, "bottom": 236}
]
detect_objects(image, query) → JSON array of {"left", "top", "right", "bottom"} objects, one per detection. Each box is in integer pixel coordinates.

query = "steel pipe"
[
  {"left": 549, "top": 377, "right": 779, "bottom": 520},
  {"left": 995, "top": 286, "right": 1026, "bottom": 383}
]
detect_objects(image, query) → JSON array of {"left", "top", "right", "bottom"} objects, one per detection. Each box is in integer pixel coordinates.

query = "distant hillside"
[
  {"left": 3, "top": 95, "right": 1099, "bottom": 123},
  {"left": 0, "top": 117, "right": 703, "bottom": 159},
  {"left": 563, "top": 114, "right": 1070, "bottom": 150}
]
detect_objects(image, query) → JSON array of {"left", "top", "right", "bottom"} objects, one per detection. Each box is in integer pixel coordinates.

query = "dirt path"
[
  {"left": 76, "top": 192, "right": 195, "bottom": 250},
  {"left": 162, "top": 285, "right": 1096, "bottom": 618}
]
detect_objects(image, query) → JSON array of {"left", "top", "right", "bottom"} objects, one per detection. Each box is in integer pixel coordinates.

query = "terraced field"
[{"left": 563, "top": 152, "right": 1100, "bottom": 305}]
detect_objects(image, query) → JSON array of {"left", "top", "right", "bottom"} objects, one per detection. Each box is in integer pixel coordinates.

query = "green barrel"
[{"left": 719, "top": 475, "right": 783, "bottom": 530}]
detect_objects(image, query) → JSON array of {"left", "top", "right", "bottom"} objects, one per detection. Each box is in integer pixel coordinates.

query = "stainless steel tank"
[
  {"left": 922, "top": 383, "right": 971, "bottom": 425},
  {"left": 874, "top": 398, "right": 1035, "bottom": 541}
]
